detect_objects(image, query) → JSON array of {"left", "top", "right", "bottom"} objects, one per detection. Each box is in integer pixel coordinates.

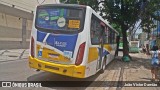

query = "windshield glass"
[{"left": 36, "top": 7, "right": 85, "bottom": 31}]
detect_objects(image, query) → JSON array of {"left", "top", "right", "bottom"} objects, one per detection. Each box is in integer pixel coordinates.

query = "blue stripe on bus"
[
  {"left": 103, "top": 50, "right": 109, "bottom": 56},
  {"left": 37, "top": 30, "right": 78, "bottom": 57},
  {"left": 98, "top": 48, "right": 110, "bottom": 57},
  {"left": 37, "top": 31, "right": 47, "bottom": 42},
  {"left": 46, "top": 34, "right": 78, "bottom": 53}
]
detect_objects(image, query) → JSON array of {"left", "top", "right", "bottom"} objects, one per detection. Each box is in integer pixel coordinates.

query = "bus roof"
[{"left": 37, "top": 4, "right": 86, "bottom": 8}]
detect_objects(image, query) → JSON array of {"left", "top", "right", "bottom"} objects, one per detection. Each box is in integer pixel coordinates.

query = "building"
[{"left": 0, "top": 0, "right": 59, "bottom": 49}]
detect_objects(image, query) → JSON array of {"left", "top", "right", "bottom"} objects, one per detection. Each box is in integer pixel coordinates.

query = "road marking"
[
  {"left": 0, "top": 50, "right": 7, "bottom": 55},
  {"left": 19, "top": 49, "right": 26, "bottom": 59}
]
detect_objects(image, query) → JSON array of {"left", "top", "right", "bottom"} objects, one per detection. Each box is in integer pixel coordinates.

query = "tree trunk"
[
  {"left": 121, "top": 0, "right": 129, "bottom": 58},
  {"left": 122, "top": 26, "right": 129, "bottom": 57}
]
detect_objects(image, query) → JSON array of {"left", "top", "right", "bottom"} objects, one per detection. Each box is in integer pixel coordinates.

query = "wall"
[
  {"left": 0, "top": 0, "right": 59, "bottom": 49},
  {"left": 0, "top": 0, "right": 59, "bottom": 12},
  {"left": 0, "top": 12, "right": 32, "bottom": 49},
  {"left": 0, "top": 12, "right": 32, "bottom": 39}
]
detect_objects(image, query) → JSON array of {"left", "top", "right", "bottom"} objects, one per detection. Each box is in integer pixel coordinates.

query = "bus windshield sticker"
[
  {"left": 38, "top": 48, "right": 43, "bottom": 57},
  {"left": 57, "top": 17, "right": 66, "bottom": 27},
  {"left": 68, "top": 20, "right": 80, "bottom": 28},
  {"left": 37, "top": 8, "right": 67, "bottom": 30},
  {"left": 38, "top": 10, "right": 49, "bottom": 19}
]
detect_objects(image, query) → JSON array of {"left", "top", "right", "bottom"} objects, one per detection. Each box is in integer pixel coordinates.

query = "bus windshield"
[{"left": 35, "top": 7, "right": 85, "bottom": 31}]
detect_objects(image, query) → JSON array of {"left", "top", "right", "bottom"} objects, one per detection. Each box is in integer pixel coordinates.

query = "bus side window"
[
  {"left": 112, "top": 31, "right": 116, "bottom": 44},
  {"left": 109, "top": 28, "right": 116, "bottom": 44},
  {"left": 104, "top": 26, "right": 109, "bottom": 44},
  {"left": 91, "top": 20, "right": 97, "bottom": 44},
  {"left": 90, "top": 15, "right": 101, "bottom": 44},
  {"left": 108, "top": 29, "right": 110, "bottom": 43}
]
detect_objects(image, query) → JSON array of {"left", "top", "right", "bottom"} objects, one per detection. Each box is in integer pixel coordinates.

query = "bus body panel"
[
  {"left": 36, "top": 30, "right": 79, "bottom": 64},
  {"left": 29, "top": 56, "right": 85, "bottom": 78},
  {"left": 86, "top": 45, "right": 115, "bottom": 77}
]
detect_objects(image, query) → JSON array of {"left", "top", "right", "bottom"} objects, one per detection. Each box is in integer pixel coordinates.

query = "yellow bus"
[{"left": 29, "top": 4, "right": 119, "bottom": 78}]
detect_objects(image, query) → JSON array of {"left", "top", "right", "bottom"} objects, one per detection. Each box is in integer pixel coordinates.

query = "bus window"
[
  {"left": 35, "top": 7, "right": 85, "bottom": 32},
  {"left": 90, "top": 15, "right": 103, "bottom": 44},
  {"left": 108, "top": 28, "right": 112, "bottom": 43},
  {"left": 111, "top": 31, "right": 116, "bottom": 44},
  {"left": 104, "top": 26, "right": 109, "bottom": 44}
]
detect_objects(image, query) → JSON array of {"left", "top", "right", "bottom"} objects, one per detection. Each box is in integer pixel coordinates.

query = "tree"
[
  {"left": 100, "top": 0, "right": 143, "bottom": 60},
  {"left": 60, "top": 0, "right": 99, "bottom": 11},
  {"left": 140, "top": 0, "right": 159, "bottom": 39},
  {"left": 60, "top": 0, "right": 160, "bottom": 60},
  {"left": 102, "top": 0, "right": 160, "bottom": 59}
]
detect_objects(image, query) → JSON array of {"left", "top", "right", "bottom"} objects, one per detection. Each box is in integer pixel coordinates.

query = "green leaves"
[{"left": 60, "top": 0, "right": 160, "bottom": 31}]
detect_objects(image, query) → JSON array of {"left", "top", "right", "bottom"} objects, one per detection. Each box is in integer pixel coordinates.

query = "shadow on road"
[{"left": 27, "top": 68, "right": 104, "bottom": 89}]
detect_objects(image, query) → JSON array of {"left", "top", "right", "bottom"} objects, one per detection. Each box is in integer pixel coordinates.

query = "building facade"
[{"left": 0, "top": 0, "right": 59, "bottom": 49}]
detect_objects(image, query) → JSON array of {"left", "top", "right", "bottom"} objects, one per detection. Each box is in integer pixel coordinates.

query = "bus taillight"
[
  {"left": 31, "top": 37, "right": 35, "bottom": 58},
  {"left": 75, "top": 42, "right": 86, "bottom": 65}
]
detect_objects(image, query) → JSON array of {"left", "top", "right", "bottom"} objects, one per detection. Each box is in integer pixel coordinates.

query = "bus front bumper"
[{"left": 28, "top": 56, "right": 85, "bottom": 78}]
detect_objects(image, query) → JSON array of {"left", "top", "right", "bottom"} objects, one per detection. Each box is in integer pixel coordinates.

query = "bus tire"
[{"left": 100, "top": 56, "right": 106, "bottom": 74}]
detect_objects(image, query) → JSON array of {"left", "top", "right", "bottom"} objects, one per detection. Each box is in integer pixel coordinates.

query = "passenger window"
[
  {"left": 90, "top": 15, "right": 102, "bottom": 45},
  {"left": 104, "top": 26, "right": 109, "bottom": 44}
]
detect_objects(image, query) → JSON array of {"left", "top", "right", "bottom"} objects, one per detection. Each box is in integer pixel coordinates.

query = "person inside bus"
[{"left": 150, "top": 45, "right": 160, "bottom": 81}]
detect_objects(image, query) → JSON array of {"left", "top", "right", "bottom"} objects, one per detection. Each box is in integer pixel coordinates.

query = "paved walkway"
[
  {"left": 0, "top": 49, "right": 29, "bottom": 62},
  {"left": 89, "top": 53, "right": 160, "bottom": 90}
]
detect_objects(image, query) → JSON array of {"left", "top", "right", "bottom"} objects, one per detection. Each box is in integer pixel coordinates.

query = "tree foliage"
[
  {"left": 140, "top": 0, "right": 160, "bottom": 36},
  {"left": 60, "top": 0, "right": 99, "bottom": 11},
  {"left": 59, "top": 0, "right": 160, "bottom": 58}
]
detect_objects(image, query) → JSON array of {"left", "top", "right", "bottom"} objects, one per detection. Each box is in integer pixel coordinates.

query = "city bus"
[{"left": 29, "top": 4, "right": 119, "bottom": 78}]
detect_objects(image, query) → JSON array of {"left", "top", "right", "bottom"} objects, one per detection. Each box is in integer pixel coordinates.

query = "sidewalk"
[
  {"left": 90, "top": 53, "right": 159, "bottom": 90},
  {"left": 0, "top": 49, "right": 29, "bottom": 62}
]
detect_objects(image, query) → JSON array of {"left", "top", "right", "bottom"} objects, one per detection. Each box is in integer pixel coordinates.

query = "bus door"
[{"left": 96, "top": 23, "right": 105, "bottom": 70}]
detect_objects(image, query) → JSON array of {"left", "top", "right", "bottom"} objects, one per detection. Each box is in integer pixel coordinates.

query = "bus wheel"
[{"left": 100, "top": 57, "right": 106, "bottom": 73}]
